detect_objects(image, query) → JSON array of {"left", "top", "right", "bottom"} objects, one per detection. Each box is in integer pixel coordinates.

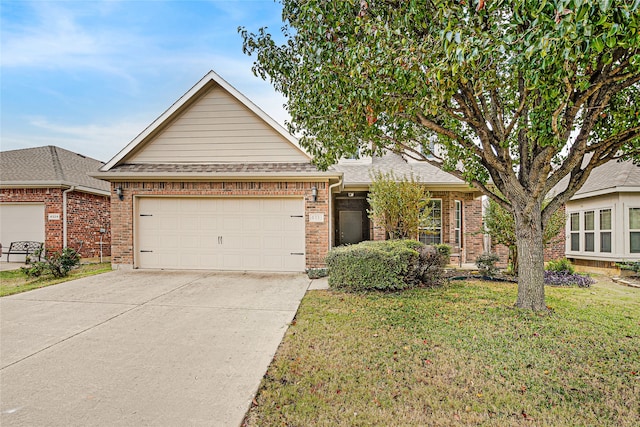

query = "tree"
[
  {"left": 367, "top": 171, "right": 432, "bottom": 240},
  {"left": 483, "top": 198, "right": 565, "bottom": 274},
  {"left": 240, "top": 0, "right": 640, "bottom": 310}
]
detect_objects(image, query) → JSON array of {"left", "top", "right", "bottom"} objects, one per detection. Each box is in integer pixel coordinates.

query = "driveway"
[{"left": 0, "top": 270, "right": 312, "bottom": 426}]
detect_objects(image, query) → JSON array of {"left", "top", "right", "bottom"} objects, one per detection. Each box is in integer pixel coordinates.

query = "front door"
[{"left": 339, "top": 210, "right": 363, "bottom": 245}]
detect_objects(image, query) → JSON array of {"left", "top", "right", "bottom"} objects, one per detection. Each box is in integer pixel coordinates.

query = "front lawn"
[
  {"left": 0, "top": 263, "right": 112, "bottom": 297},
  {"left": 244, "top": 278, "right": 639, "bottom": 426}
]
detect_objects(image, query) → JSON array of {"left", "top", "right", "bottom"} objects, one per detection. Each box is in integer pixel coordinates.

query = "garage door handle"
[
  {"left": 140, "top": 214, "right": 153, "bottom": 217},
  {"left": 290, "top": 215, "right": 303, "bottom": 218},
  {"left": 290, "top": 252, "right": 304, "bottom": 255},
  {"left": 140, "top": 250, "right": 153, "bottom": 253}
]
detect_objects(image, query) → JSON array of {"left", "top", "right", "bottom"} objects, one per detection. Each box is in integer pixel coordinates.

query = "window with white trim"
[
  {"left": 600, "top": 209, "right": 612, "bottom": 253},
  {"left": 454, "top": 200, "right": 462, "bottom": 246},
  {"left": 584, "top": 211, "right": 594, "bottom": 252},
  {"left": 630, "top": 208, "right": 640, "bottom": 253},
  {"left": 570, "top": 213, "right": 580, "bottom": 251},
  {"left": 420, "top": 199, "right": 442, "bottom": 245},
  {"left": 569, "top": 208, "right": 615, "bottom": 254}
]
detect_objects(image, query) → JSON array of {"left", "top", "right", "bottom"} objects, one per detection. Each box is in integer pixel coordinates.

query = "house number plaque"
[{"left": 309, "top": 213, "right": 324, "bottom": 223}]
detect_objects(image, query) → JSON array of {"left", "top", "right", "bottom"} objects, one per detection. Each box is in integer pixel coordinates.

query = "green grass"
[
  {"left": 244, "top": 278, "right": 639, "bottom": 426},
  {"left": 0, "top": 263, "right": 112, "bottom": 297}
]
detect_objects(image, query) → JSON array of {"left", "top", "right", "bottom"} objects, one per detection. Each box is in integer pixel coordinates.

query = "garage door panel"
[
  {"left": 137, "top": 197, "right": 305, "bottom": 271},
  {"left": 0, "top": 204, "right": 46, "bottom": 262}
]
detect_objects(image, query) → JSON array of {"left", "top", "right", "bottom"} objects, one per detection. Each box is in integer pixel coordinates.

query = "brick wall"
[
  {"left": 362, "top": 190, "right": 484, "bottom": 264},
  {"left": 544, "top": 217, "right": 566, "bottom": 262},
  {"left": 66, "top": 192, "right": 111, "bottom": 258},
  {"left": 109, "top": 180, "right": 330, "bottom": 270},
  {"left": 0, "top": 187, "right": 110, "bottom": 258}
]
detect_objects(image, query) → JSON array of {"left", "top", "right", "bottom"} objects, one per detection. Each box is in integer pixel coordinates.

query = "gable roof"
[
  {"left": 101, "top": 70, "right": 309, "bottom": 171},
  {"left": 331, "top": 152, "right": 480, "bottom": 193},
  {"left": 551, "top": 157, "right": 640, "bottom": 200},
  {"left": 571, "top": 158, "right": 640, "bottom": 199},
  {"left": 0, "top": 146, "right": 110, "bottom": 195}
]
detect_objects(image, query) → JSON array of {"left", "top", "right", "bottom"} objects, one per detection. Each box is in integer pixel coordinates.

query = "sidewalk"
[{"left": 0, "top": 262, "right": 24, "bottom": 272}]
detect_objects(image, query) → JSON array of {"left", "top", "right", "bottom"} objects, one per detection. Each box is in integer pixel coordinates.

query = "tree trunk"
[{"left": 513, "top": 205, "right": 547, "bottom": 311}]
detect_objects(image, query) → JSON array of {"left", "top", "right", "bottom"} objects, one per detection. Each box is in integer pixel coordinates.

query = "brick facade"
[
  {"left": 110, "top": 180, "right": 330, "bottom": 270},
  {"left": 362, "top": 190, "right": 484, "bottom": 265},
  {"left": 0, "top": 188, "right": 111, "bottom": 258}
]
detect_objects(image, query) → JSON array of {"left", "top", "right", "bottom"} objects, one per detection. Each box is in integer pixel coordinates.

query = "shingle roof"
[
  {"left": 107, "top": 162, "right": 324, "bottom": 174},
  {"left": 574, "top": 158, "right": 640, "bottom": 196},
  {"left": 330, "top": 152, "right": 469, "bottom": 187},
  {"left": 0, "top": 146, "right": 110, "bottom": 193},
  {"left": 552, "top": 157, "right": 640, "bottom": 199}
]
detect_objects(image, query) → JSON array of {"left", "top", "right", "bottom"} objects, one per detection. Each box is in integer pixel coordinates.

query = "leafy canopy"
[
  {"left": 367, "top": 170, "right": 432, "bottom": 240},
  {"left": 241, "top": 0, "right": 640, "bottom": 223}
]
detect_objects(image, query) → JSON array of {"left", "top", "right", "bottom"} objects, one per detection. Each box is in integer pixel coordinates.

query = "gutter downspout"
[
  {"left": 327, "top": 178, "right": 343, "bottom": 251},
  {"left": 62, "top": 186, "right": 75, "bottom": 249}
]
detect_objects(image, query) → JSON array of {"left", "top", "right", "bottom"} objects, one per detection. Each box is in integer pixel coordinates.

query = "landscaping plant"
[
  {"left": 326, "top": 240, "right": 447, "bottom": 291},
  {"left": 22, "top": 248, "right": 80, "bottom": 279},
  {"left": 475, "top": 252, "right": 500, "bottom": 278}
]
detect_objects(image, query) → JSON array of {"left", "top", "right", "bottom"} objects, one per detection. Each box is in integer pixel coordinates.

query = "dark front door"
[{"left": 339, "top": 210, "right": 363, "bottom": 245}]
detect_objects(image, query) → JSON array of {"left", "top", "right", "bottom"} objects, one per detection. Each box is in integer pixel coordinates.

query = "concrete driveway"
[{"left": 0, "top": 270, "right": 312, "bottom": 426}]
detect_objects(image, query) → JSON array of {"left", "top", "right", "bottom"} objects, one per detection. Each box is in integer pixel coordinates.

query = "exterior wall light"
[
  {"left": 311, "top": 186, "right": 318, "bottom": 202},
  {"left": 116, "top": 185, "right": 124, "bottom": 201}
]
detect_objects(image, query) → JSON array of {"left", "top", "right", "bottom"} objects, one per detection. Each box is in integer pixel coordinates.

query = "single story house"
[
  {"left": 95, "top": 70, "right": 485, "bottom": 272},
  {"left": 562, "top": 158, "right": 640, "bottom": 272},
  {"left": 0, "top": 146, "right": 111, "bottom": 261}
]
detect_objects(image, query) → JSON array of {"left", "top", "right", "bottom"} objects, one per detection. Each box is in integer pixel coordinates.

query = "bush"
[
  {"left": 617, "top": 261, "right": 640, "bottom": 273},
  {"left": 475, "top": 252, "right": 500, "bottom": 277},
  {"left": 546, "top": 258, "right": 576, "bottom": 274},
  {"left": 21, "top": 248, "right": 80, "bottom": 278},
  {"left": 326, "top": 240, "right": 444, "bottom": 291},
  {"left": 307, "top": 268, "right": 328, "bottom": 279},
  {"left": 544, "top": 270, "right": 595, "bottom": 288},
  {"left": 417, "top": 245, "right": 448, "bottom": 286},
  {"left": 434, "top": 244, "right": 451, "bottom": 258}
]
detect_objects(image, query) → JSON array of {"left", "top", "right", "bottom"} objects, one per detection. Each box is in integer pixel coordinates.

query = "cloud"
[
  {"left": 2, "top": 116, "right": 151, "bottom": 162},
  {"left": 1, "top": 1, "right": 144, "bottom": 87}
]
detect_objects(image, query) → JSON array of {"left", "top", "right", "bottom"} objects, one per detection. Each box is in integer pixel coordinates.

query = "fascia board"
[
  {"left": 570, "top": 186, "right": 640, "bottom": 200},
  {"left": 0, "top": 182, "right": 110, "bottom": 196},
  {"left": 90, "top": 172, "right": 343, "bottom": 182}
]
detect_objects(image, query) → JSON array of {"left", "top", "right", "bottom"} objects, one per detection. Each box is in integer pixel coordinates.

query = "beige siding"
[{"left": 128, "top": 85, "right": 308, "bottom": 163}]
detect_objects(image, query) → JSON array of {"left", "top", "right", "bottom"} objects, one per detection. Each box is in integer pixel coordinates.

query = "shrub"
[
  {"left": 475, "top": 252, "right": 500, "bottom": 277},
  {"left": 617, "top": 261, "right": 640, "bottom": 273},
  {"left": 546, "top": 258, "right": 576, "bottom": 274},
  {"left": 417, "top": 245, "right": 448, "bottom": 286},
  {"left": 21, "top": 248, "right": 80, "bottom": 278},
  {"left": 326, "top": 240, "right": 430, "bottom": 291},
  {"left": 544, "top": 270, "right": 595, "bottom": 288},
  {"left": 307, "top": 268, "right": 328, "bottom": 279},
  {"left": 434, "top": 244, "right": 451, "bottom": 258}
]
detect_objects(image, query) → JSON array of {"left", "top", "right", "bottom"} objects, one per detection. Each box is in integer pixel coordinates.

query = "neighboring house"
[
  {"left": 0, "top": 146, "right": 111, "bottom": 261},
  {"left": 94, "top": 70, "right": 485, "bottom": 272},
  {"left": 561, "top": 158, "right": 640, "bottom": 272}
]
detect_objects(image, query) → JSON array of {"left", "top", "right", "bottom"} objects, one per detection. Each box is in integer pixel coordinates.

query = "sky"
[{"left": 1, "top": 0, "right": 289, "bottom": 162}]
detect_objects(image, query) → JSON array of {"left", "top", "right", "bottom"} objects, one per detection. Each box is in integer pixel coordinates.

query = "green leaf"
[{"left": 599, "top": 0, "right": 611, "bottom": 13}]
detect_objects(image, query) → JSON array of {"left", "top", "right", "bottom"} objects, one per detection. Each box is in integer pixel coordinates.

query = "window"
[
  {"left": 600, "top": 209, "right": 611, "bottom": 253},
  {"left": 420, "top": 199, "right": 442, "bottom": 245},
  {"left": 630, "top": 208, "right": 640, "bottom": 253},
  {"left": 454, "top": 200, "right": 462, "bottom": 246},
  {"left": 570, "top": 213, "right": 580, "bottom": 251},
  {"left": 584, "top": 211, "right": 594, "bottom": 252}
]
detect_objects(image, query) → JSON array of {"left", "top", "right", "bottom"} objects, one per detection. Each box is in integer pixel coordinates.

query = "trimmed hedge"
[{"left": 326, "top": 240, "right": 447, "bottom": 291}]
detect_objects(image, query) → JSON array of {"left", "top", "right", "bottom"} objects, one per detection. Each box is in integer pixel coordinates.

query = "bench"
[{"left": 6, "top": 241, "right": 43, "bottom": 263}]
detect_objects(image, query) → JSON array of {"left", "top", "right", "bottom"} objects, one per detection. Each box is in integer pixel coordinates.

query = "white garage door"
[
  {"left": 0, "top": 203, "right": 45, "bottom": 262},
  {"left": 136, "top": 197, "right": 305, "bottom": 271}
]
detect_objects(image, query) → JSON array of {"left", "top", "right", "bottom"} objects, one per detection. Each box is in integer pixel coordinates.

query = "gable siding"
[{"left": 128, "top": 85, "right": 308, "bottom": 164}]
